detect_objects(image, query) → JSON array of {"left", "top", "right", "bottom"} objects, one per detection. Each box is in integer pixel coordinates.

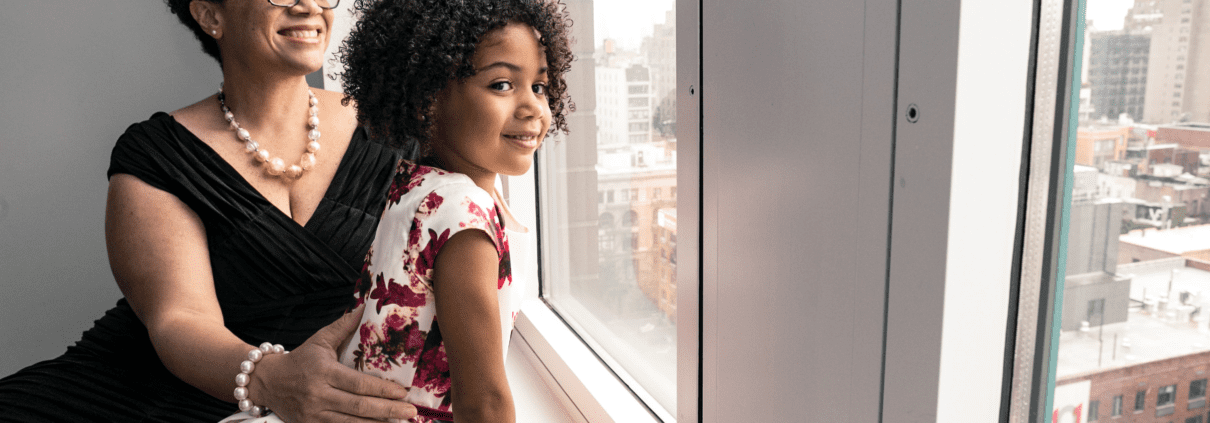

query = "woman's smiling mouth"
[{"left": 279, "top": 27, "right": 321, "bottom": 42}]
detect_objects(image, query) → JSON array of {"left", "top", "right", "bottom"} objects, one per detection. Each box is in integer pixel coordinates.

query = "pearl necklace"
[{"left": 218, "top": 85, "right": 321, "bottom": 179}]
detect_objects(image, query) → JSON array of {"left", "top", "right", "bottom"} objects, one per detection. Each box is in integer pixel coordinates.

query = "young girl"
[{"left": 220, "top": 0, "right": 573, "bottom": 422}]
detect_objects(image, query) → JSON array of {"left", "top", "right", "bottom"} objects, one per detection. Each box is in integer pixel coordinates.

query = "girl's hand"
[{"left": 253, "top": 306, "right": 418, "bottom": 423}]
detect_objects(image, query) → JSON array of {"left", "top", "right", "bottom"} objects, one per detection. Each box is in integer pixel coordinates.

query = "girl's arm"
[
  {"left": 432, "top": 230, "right": 515, "bottom": 423},
  {"left": 105, "top": 174, "right": 415, "bottom": 423}
]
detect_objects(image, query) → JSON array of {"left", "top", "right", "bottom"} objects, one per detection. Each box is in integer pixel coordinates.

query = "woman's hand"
[{"left": 253, "top": 305, "right": 418, "bottom": 423}]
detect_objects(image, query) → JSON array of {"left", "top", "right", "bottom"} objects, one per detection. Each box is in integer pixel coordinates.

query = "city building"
[
  {"left": 625, "top": 64, "right": 654, "bottom": 145},
  {"left": 1157, "top": 123, "right": 1210, "bottom": 150},
  {"left": 1142, "top": 0, "right": 1210, "bottom": 123},
  {"left": 1057, "top": 256, "right": 1210, "bottom": 423},
  {"left": 595, "top": 65, "right": 628, "bottom": 148},
  {"left": 1088, "top": 28, "right": 1152, "bottom": 121},
  {"left": 1121, "top": 224, "right": 1210, "bottom": 263},
  {"left": 596, "top": 143, "right": 677, "bottom": 321},
  {"left": 1063, "top": 199, "right": 1132, "bottom": 331},
  {"left": 1077, "top": 125, "right": 1132, "bottom": 168}
]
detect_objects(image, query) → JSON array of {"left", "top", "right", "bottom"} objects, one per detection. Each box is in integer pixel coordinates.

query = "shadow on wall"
[{"left": 0, "top": 3, "right": 220, "bottom": 375}]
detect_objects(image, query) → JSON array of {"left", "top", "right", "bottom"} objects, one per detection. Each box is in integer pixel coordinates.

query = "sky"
[
  {"left": 594, "top": 0, "right": 676, "bottom": 50},
  {"left": 1086, "top": 0, "right": 1137, "bottom": 30}
]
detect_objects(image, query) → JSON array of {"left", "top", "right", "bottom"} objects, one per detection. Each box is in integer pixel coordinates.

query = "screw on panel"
[{"left": 906, "top": 104, "right": 920, "bottom": 123}]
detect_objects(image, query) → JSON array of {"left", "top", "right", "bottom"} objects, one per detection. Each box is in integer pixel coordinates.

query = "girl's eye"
[
  {"left": 490, "top": 81, "right": 513, "bottom": 91},
  {"left": 532, "top": 84, "right": 547, "bottom": 95}
]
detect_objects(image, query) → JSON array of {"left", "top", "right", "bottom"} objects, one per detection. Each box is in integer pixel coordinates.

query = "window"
[
  {"left": 1189, "top": 416, "right": 1204, "bottom": 423},
  {"left": 1012, "top": 2, "right": 1210, "bottom": 423},
  {"left": 528, "top": 0, "right": 685, "bottom": 419},
  {"left": 1160, "top": 385, "right": 1177, "bottom": 416},
  {"left": 1192, "top": 379, "right": 1207, "bottom": 409}
]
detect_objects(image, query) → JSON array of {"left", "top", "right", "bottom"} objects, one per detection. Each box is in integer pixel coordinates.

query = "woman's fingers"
[
  {"left": 322, "top": 375, "right": 419, "bottom": 420},
  {"left": 311, "top": 305, "right": 367, "bottom": 351},
  {"left": 252, "top": 306, "right": 417, "bottom": 422}
]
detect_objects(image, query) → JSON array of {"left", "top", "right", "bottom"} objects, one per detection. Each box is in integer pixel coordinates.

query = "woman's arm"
[
  {"left": 105, "top": 174, "right": 416, "bottom": 423},
  {"left": 432, "top": 230, "right": 515, "bottom": 423}
]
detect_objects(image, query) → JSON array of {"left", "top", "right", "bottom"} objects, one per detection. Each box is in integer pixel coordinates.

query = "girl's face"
[
  {"left": 431, "top": 22, "right": 552, "bottom": 189},
  {"left": 215, "top": 0, "right": 334, "bottom": 75}
]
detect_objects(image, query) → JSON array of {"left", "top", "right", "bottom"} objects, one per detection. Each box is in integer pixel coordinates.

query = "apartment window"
[
  {"left": 1025, "top": 4, "right": 1210, "bottom": 423},
  {"left": 532, "top": 0, "right": 683, "bottom": 419},
  {"left": 1160, "top": 385, "right": 1177, "bottom": 416},
  {"left": 1192, "top": 379, "right": 1207, "bottom": 409},
  {"left": 1189, "top": 416, "right": 1204, "bottom": 423},
  {"left": 1090, "top": 400, "right": 1100, "bottom": 421}
]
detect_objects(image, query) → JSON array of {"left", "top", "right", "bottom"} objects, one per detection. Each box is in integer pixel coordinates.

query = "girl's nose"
[{"left": 516, "top": 90, "right": 546, "bottom": 120}]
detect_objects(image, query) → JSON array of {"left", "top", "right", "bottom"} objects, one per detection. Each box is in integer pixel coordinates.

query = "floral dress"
[{"left": 220, "top": 161, "right": 519, "bottom": 423}]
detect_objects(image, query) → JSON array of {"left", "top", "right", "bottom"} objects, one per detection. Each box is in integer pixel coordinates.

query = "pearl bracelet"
[{"left": 235, "top": 342, "right": 288, "bottom": 417}]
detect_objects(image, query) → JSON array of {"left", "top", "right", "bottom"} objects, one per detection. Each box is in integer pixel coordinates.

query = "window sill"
[
  {"left": 512, "top": 300, "right": 662, "bottom": 423},
  {"left": 1156, "top": 405, "right": 1175, "bottom": 417}
]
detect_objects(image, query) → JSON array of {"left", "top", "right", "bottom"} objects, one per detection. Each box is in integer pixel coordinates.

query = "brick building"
[
  {"left": 1157, "top": 123, "right": 1210, "bottom": 150},
  {"left": 1061, "top": 350, "right": 1210, "bottom": 422},
  {"left": 1079, "top": 125, "right": 1133, "bottom": 168}
]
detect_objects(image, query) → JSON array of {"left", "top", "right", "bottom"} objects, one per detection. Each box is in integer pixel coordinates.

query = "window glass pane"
[
  {"left": 538, "top": 0, "right": 678, "bottom": 415},
  {"left": 1054, "top": 2, "right": 1210, "bottom": 422}
]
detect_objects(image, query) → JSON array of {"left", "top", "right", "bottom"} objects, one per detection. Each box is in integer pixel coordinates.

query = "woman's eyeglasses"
[{"left": 268, "top": 0, "right": 339, "bottom": 9}]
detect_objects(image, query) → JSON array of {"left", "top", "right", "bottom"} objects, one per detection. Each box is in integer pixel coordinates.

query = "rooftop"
[
  {"left": 1160, "top": 123, "right": 1210, "bottom": 133},
  {"left": 1056, "top": 258, "right": 1210, "bottom": 379},
  {"left": 1120, "top": 224, "right": 1210, "bottom": 254}
]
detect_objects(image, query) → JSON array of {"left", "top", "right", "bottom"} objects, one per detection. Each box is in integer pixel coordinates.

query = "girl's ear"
[{"left": 190, "top": 0, "right": 225, "bottom": 39}]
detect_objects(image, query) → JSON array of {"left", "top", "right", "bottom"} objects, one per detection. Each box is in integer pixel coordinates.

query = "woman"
[{"left": 0, "top": 1, "right": 418, "bottom": 422}]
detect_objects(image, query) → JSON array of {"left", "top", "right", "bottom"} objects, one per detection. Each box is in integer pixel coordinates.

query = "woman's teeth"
[{"left": 281, "top": 30, "right": 319, "bottom": 38}]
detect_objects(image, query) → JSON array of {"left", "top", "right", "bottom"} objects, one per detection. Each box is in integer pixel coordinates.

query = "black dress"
[{"left": 0, "top": 112, "right": 401, "bottom": 422}]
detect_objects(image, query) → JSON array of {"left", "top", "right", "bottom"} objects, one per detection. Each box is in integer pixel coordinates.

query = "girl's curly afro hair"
[{"left": 339, "top": 0, "right": 575, "bottom": 152}]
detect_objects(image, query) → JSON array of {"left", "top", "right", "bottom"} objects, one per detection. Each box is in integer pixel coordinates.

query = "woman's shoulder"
[{"left": 111, "top": 112, "right": 192, "bottom": 157}]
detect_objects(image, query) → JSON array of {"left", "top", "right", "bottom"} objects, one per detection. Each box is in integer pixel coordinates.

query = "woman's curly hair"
[
  {"left": 339, "top": 0, "right": 574, "bottom": 152},
  {"left": 164, "top": 0, "right": 225, "bottom": 65}
]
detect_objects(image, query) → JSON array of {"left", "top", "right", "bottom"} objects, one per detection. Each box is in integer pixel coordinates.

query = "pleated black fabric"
[{"left": 0, "top": 112, "right": 401, "bottom": 422}]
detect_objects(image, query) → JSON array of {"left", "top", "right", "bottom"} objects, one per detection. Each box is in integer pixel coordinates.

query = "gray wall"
[
  {"left": 1067, "top": 201, "right": 1124, "bottom": 275},
  {"left": 700, "top": 0, "right": 897, "bottom": 421},
  {"left": 0, "top": 3, "right": 220, "bottom": 375},
  {"left": 1061, "top": 273, "right": 1132, "bottom": 331}
]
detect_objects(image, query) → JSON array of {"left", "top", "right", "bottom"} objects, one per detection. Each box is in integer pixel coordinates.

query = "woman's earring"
[{"left": 211, "top": 30, "right": 218, "bottom": 35}]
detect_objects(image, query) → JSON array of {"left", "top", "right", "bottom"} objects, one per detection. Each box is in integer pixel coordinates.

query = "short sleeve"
[
  {"left": 106, "top": 112, "right": 185, "bottom": 194},
  {"left": 406, "top": 180, "right": 504, "bottom": 283}
]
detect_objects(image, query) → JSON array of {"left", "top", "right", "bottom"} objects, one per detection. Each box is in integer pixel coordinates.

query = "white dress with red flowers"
[{"left": 219, "top": 161, "right": 517, "bottom": 423}]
